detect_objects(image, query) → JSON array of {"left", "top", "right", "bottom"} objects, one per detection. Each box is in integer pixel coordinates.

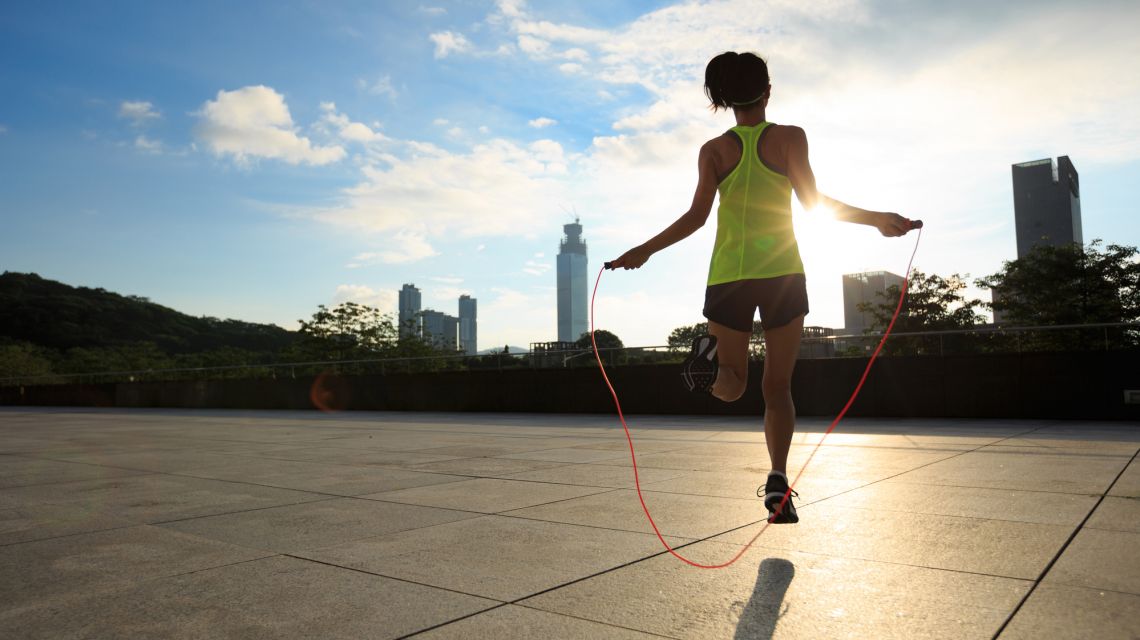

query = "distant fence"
[
  {"left": 2, "top": 353, "right": 1138, "bottom": 423},
  {"left": 1, "top": 322, "right": 1136, "bottom": 388}
]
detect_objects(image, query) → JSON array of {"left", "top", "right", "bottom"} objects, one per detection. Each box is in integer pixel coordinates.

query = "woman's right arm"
[{"left": 784, "top": 126, "right": 910, "bottom": 237}]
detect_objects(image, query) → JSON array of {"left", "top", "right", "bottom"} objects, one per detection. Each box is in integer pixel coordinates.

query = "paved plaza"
[{"left": 0, "top": 408, "right": 1137, "bottom": 639}]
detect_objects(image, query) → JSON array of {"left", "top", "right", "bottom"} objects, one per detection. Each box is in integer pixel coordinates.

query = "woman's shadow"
[{"left": 734, "top": 557, "right": 795, "bottom": 640}]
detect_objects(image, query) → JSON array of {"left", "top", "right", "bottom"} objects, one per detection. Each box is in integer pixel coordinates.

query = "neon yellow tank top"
[{"left": 707, "top": 122, "right": 804, "bottom": 285}]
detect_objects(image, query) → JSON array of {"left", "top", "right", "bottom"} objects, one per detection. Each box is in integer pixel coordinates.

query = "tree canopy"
[
  {"left": 977, "top": 240, "right": 1139, "bottom": 327},
  {"left": 858, "top": 268, "right": 986, "bottom": 334}
]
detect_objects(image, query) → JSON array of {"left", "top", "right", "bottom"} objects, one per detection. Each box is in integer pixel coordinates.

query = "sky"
[{"left": 2, "top": 0, "right": 1138, "bottom": 351}]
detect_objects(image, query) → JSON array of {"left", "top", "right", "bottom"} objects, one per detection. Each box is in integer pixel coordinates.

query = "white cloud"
[
  {"left": 134, "top": 135, "right": 162, "bottom": 153},
  {"left": 431, "top": 275, "right": 464, "bottom": 285},
  {"left": 433, "top": 118, "right": 450, "bottom": 126},
  {"left": 419, "top": 6, "right": 446, "bottom": 16},
  {"left": 195, "top": 85, "right": 346, "bottom": 166},
  {"left": 332, "top": 285, "right": 398, "bottom": 314},
  {"left": 305, "top": 131, "right": 572, "bottom": 251},
  {"left": 558, "top": 63, "right": 582, "bottom": 75},
  {"left": 346, "top": 231, "right": 439, "bottom": 266},
  {"left": 496, "top": 0, "right": 526, "bottom": 19},
  {"left": 528, "top": 117, "right": 557, "bottom": 128},
  {"left": 523, "top": 260, "right": 551, "bottom": 276},
  {"left": 119, "top": 101, "right": 161, "bottom": 126},
  {"left": 429, "top": 31, "right": 472, "bottom": 58},
  {"left": 357, "top": 75, "right": 398, "bottom": 98},
  {"left": 517, "top": 34, "right": 550, "bottom": 56},
  {"left": 562, "top": 47, "right": 590, "bottom": 62}
]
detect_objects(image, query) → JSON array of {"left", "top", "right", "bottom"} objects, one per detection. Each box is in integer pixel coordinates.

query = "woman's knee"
[
  {"left": 713, "top": 369, "right": 748, "bottom": 402},
  {"left": 762, "top": 375, "right": 791, "bottom": 399}
]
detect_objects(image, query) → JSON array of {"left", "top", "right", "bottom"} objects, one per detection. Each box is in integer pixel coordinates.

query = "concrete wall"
[{"left": 3, "top": 350, "right": 1138, "bottom": 420}]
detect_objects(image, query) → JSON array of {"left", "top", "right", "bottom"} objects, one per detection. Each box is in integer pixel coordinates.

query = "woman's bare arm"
[{"left": 783, "top": 126, "right": 910, "bottom": 237}]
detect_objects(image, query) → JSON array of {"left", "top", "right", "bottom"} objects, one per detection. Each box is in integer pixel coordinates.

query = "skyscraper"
[
  {"left": 842, "top": 271, "right": 905, "bottom": 334},
  {"left": 1012, "top": 156, "right": 1082, "bottom": 258},
  {"left": 398, "top": 284, "right": 421, "bottom": 337},
  {"left": 420, "top": 310, "right": 458, "bottom": 350},
  {"left": 458, "top": 295, "right": 477, "bottom": 355},
  {"left": 557, "top": 218, "right": 588, "bottom": 342}
]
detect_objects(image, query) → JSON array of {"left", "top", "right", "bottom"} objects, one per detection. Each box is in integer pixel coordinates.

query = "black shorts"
[{"left": 703, "top": 274, "right": 809, "bottom": 332}]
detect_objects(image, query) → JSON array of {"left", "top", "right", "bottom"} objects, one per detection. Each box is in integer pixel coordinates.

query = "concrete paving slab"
[
  {"left": 498, "top": 447, "right": 634, "bottom": 463},
  {"left": 0, "top": 409, "right": 1135, "bottom": 638},
  {"left": 24, "top": 448, "right": 276, "bottom": 473},
  {"left": 362, "top": 477, "right": 614, "bottom": 513},
  {"left": 0, "top": 524, "right": 269, "bottom": 614},
  {"left": 499, "top": 461, "right": 691, "bottom": 489},
  {"left": 1108, "top": 457, "right": 1140, "bottom": 498},
  {"left": 713, "top": 503, "right": 1072, "bottom": 580},
  {"left": 639, "top": 469, "right": 866, "bottom": 503},
  {"left": 894, "top": 449, "right": 1131, "bottom": 494},
  {"left": 217, "top": 444, "right": 467, "bottom": 468},
  {"left": 504, "top": 489, "right": 759, "bottom": 540},
  {"left": 1044, "top": 528, "right": 1140, "bottom": 594},
  {"left": 412, "top": 604, "right": 664, "bottom": 639},
  {"left": 0, "top": 456, "right": 149, "bottom": 488},
  {"left": 0, "top": 474, "right": 329, "bottom": 544},
  {"left": 1085, "top": 496, "right": 1140, "bottom": 533},
  {"left": 997, "top": 583, "right": 1140, "bottom": 640},
  {"left": 521, "top": 542, "right": 1029, "bottom": 640},
  {"left": 159, "top": 497, "right": 482, "bottom": 553},
  {"left": 0, "top": 555, "right": 497, "bottom": 640},
  {"left": 184, "top": 456, "right": 470, "bottom": 495},
  {"left": 826, "top": 480, "right": 1098, "bottom": 525},
  {"left": 406, "top": 456, "right": 571, "bottom": 477},
  {"left": 297, "top": 514, "right": 688, "bottom": 601},
  {"left": 568, "top": 438, "right": 697, "bottom": 454},
  {"left": 0, "top": 504, "right": 137, "bottom": 546}
]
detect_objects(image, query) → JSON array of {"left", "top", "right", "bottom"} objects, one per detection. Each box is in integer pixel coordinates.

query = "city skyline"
[{"left": 2, "top": 1, "right": 1138, "bottom": 348}]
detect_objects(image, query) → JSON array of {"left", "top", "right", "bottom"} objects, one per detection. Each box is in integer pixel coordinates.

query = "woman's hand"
[
  {"left": 875, "top": 212, "right": 912, "bottom": 237},
  {"left": 609, "top": 245, "right": 652, "bottom": 270}
]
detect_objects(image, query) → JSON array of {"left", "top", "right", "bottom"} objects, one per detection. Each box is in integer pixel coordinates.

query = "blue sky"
[{"left": 2, "top": 0, "right": 1138, "bottom": 350}]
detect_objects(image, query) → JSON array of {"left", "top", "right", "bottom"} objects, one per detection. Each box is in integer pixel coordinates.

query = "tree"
[
  {"left": 577, "top": 330, "right": 623, "bottom": 350},
  {"left": 668, "top": 322, "right": 708, "bottom": 353},
  {"left": 857, "top": 269, "right": 985, "bottom": 355},
  {"left": 860, "top": 269, "right": 985, "bottom": 332},
  {"left": 979, "top": 240, "right": 1139, "bottom": 325},
  {"left": 977, "top": 240, "right": 1140, "bottom": 350},
  {"left": 0, "top": 341, "right": 55, "bottom": 381},
  {"left": 291, "top": 302, "right": 399, "bottom": 364}
]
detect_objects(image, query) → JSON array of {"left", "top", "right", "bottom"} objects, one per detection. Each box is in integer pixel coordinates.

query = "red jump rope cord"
[{"left": 589, "top": 227, "right": 923, "bottom": 569}]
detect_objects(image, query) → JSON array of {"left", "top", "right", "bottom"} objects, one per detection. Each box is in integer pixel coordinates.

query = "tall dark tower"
[
  {"left": 1012, "top": 156, "right": 1082, "bottom": 258},
  {"left": 458, "top": 294, "right": 477, "bottom": 355},
  {"left": 556, "top": 218, "right": 588, "bottom": 342},
  {"left": 398, "top": 284, "right": 421, "bottom": 337}
]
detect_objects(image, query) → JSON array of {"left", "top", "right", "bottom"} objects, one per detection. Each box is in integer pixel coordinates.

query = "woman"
[{"left": 610, "top": 51, "right": 916, "bottom": 523}]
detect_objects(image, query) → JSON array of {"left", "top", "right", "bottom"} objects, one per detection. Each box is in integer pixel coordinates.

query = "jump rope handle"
[{"left": 604, "top": 261, "right": 615, "bottom": 270}]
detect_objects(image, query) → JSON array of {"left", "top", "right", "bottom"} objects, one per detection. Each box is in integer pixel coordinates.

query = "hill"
[{"left": 0, "top": 272, "right": 296, "bottom": 354}]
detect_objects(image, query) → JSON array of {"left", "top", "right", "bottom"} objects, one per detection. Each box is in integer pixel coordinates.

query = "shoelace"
[{"left": 756, "top": 485, "right": 799, "bottom": 501}]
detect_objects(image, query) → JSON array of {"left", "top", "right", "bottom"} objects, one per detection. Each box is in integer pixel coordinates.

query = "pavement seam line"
[{"left": 990, "top": 445, "right": 1140, "bottom": 640}]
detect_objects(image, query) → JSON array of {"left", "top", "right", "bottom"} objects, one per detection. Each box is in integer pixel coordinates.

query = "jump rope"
[{"left": 591, "top": 221, "right": 923, "bottom": 569}]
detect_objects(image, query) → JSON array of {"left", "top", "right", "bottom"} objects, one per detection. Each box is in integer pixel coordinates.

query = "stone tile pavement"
[{"left": 0, "top": 408, "right": 1137, "bottom": 639}]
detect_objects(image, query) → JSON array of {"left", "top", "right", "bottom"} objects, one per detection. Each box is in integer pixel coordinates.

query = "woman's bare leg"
[
  {"left": 707, "top": 320, "right": 752, "bottom": 402},
  {"left": 762, "top": 314, "right": 805, "bottom": 473}
]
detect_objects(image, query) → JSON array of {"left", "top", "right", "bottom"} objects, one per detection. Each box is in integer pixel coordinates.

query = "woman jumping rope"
[{"left": 610, "top": 51, "right": 917, "bottom": 524}]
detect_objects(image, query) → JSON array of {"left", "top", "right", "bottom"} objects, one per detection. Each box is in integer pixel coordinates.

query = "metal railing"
[{"left": 1, "top": 322, "right": 1136, "bottom": 388}]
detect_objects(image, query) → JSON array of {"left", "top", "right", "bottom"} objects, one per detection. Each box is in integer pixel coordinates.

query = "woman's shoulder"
[{"left": 767, "top": 123, "right": 807, "bottom": 138}]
